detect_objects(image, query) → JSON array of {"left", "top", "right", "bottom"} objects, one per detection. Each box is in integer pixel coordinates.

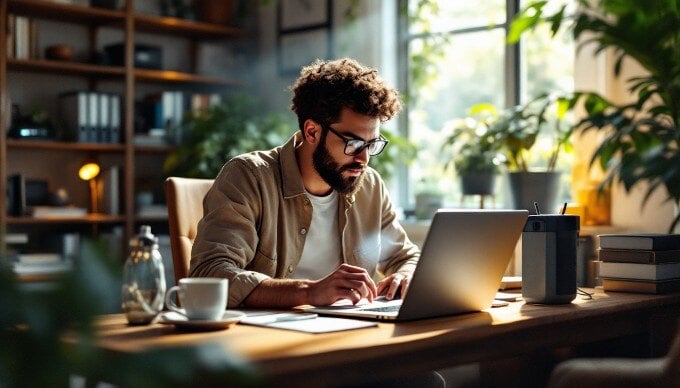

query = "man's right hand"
[{"left": 306, "top": 263, "right": 377, "bottom": 306}]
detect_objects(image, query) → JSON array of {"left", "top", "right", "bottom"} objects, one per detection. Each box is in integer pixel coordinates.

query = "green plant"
[
  {"left": 442, "top": 103, "right": 502, "bottom": 175},
  {"left": 370, "top": 129, "right": 419, "bottom": 183},
  {"left": 510, "top": 0, "right": 680, "bottom": 231},
  {"left": 164, "top": 94, "right": 293, "bottom": 178},
  {"left": 487, "top": 93, "right": 574, "bottom": 172},
  {"left": 0, "top": 239, "right": 256, "bottom": 387}
]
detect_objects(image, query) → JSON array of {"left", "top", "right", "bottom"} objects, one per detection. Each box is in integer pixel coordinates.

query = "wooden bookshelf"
[
  {"left": 6, "top": 139, "right": 127, "bottom": 152},
  {"left": 0, "top": 0, "right": 244, "bottom": 258},
  {"left": 7, "top": 214, "right": 126, "bottom": 224}
]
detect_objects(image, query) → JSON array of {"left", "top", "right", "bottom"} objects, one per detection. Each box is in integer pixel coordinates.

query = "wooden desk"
[{"left": 93, "top": 290, "right": 680, "bottom": 387}]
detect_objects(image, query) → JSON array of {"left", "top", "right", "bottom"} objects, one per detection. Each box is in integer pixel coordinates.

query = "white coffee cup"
[{"left": 165, "top": 278, "right": 228, "bottom": 321}]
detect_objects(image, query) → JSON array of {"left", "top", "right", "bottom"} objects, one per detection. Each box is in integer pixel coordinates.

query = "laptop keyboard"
[{"left": 361, "top": 305, "right": 401, "bottom": 313}]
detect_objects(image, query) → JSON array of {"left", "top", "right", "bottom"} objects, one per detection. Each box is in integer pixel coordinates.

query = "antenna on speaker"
[{"left": 533, "top": 202, "right": 542, "bottom": 215}]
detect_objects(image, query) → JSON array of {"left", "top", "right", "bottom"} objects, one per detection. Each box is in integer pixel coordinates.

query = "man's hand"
[
  {"left": 306, "top": 264, "right": 377, "bottom": 306},
  {"left": 377, "top": 272, "right": 411, "bottom": 300}
]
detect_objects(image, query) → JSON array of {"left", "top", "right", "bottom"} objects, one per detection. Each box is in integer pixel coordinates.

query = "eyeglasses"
[{"left": 322, "top": 124, "right": 389, "bottom": 156}]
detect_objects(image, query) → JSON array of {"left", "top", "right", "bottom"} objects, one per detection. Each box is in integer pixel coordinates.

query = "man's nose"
[{"left": 354, "top": 147, "right": 370, "bottom": 164}]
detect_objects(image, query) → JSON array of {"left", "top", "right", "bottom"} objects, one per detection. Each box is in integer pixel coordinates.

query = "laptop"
[{"left": 304, "top": 209, "right": 529, "bottom": 321}]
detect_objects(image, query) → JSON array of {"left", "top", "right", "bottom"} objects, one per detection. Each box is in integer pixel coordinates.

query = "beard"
[{"left": 312, "top": 136, "right": 365, "bottom": 196}]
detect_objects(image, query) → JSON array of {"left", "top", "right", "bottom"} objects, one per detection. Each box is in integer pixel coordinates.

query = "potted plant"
[
  {"left": 442, "top": 103, "right": 502, "bottom": 198},
  {"left": 163, "top": 94, "right": 292, "bottom": 179},
  {"left": 371, "top": 128, "right": 419, "bottom": 184},
  {"left": 486, "top": 93, "right": 575, "bottom": 213},
  {"left": 509, "top": 0, "right": 680, "bottom": 231}
]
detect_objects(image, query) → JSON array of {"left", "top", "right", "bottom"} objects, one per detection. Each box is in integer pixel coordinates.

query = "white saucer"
[{"left": 159, "top": 310, "right": 245, "bottom": 330}]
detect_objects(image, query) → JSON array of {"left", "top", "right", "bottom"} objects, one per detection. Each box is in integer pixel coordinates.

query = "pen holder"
[{"left": 522, "top": 215, "right": 579, "bottom": 304}]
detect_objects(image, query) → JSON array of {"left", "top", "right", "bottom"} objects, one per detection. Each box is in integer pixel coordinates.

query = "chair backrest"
[{"left": 165, "top": 177, "right": 214, "bottom": 283}]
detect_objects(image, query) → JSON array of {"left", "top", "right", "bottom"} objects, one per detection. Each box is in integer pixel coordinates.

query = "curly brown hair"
[{"left": 290, "top": 58, "right": 402, "bottom": 131}]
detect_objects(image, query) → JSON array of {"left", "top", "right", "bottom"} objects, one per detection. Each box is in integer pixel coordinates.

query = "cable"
[{"left": 576, "top": 287, "right": 593, "bottom": 300}]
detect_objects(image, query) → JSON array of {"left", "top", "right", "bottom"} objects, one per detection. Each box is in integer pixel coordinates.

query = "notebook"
[{"left": 303, "top": 209, "right": 528, "bottom": 321}]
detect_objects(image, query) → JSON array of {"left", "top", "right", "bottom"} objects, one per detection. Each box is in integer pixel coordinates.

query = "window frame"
[{"left": 396, "top": 0, "right": 522, "bottom": 207}]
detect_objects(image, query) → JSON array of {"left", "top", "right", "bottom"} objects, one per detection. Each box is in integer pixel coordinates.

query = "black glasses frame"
[{"left": 321, "top": 123, "right": 389, "bottom": 156}]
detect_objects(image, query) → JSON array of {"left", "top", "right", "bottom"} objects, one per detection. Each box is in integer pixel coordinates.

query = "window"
[{"left": 401, "top": 0, "right": 574, "bottom": 209}]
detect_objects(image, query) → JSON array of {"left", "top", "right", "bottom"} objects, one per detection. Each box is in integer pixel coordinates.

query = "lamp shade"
[{"left": 79, "top": 161, "right": 100, "bottom": 181}]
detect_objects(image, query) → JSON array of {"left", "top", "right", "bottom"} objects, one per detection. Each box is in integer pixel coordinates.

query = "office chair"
[
  {"left": 548, "top": 327, "right": 680, "bottom": 388},
  {"left": 164, "top": 177, "right": 214, "bottom": 283}
]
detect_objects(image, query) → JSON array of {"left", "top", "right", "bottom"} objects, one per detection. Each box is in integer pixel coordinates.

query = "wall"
[{"left": 254, "top": 0, "right": 399, "bottom": 121}]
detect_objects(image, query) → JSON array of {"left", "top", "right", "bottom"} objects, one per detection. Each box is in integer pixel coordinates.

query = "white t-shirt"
[{"left": 291, "top": 190, "right": 342, "bottom": 280}]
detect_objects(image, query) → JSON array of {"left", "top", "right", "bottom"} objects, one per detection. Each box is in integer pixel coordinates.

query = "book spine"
[{"left": 599, "top": 249, "right": 680, "bottom": 264}]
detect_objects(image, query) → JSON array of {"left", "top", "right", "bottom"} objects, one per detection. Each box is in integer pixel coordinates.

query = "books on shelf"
[
  {"left": 12, "top": 253, "right": 73, "bottom": 276},
  {"left": 30, "top": 206, "right": 88, "bottom": 218},
  {"left": 136, "top": 204, "right": 168, "bottom": 218},
  {"left": 598, "top": 249, "right": 680, "bottom": 264},
  {"left": 598, "top": 234, "right": 680, "bottom": 251},
  {"left": 601, "top": 278, "right": 680, "bottom": 294},
  {"left": 6, "top": 233, "right": 29, "bottom": 244},
  {"left": 59, "top": 91, "right": 122, "bottom": 144},
  {"left": 599, "top": 261, "right": 680, "bottom": 281},
  {"left": 99, "top": 166, "right": 120, "bottom": 215}
]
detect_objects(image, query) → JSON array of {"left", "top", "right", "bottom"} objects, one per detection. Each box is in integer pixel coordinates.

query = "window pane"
[
  {"left": 522, "top": 24, "right": 575, "bottom": 101},
  {"left": 408, "top": 29, "right": 504, "bottom": 206},
  {"left": 409, "top": 0, "right": 506, "bottom": 35},
  {"left": 521, "top": 23, "right": 575, "bottom": 202}
]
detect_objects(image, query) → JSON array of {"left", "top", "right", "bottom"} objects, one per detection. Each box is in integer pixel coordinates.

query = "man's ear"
[{"left": 302, "top": 119, "right": 322, "bottom": 145}]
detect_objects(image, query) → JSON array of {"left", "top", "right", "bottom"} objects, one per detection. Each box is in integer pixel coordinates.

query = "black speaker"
[
  {"left": 7, "top": 174, "right": 25, "bottom": 216},
  {"left": 522, "top": 215, "right": 579, "bottom": 304}
]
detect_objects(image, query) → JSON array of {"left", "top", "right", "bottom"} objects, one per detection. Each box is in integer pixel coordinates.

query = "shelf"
[
  {"left": 9, "top": 0, "right": 245, "bottom": 40},
  {"left": 134, "top": 13, "right": 244, "bottom": 40},
  {"left": 7, "top": 214, "right": 126, "bottom": 225},
  {"left": 134, "top": 68, "right": 244, "bottom": 86},
  {"left": 6, "top": 139, "right": 126, "bottom": 152},
  {"left": 135, "top": 215, "right": 169, "bottom": 223},
  {"left": 8, "top": 0, "right": 125, "bottom": 26},
  {"left": 7, "top": 59, "right": 126, "bottom": 78},
  {"left": 7, "top": 59, "right": 241, "bottom": 87}
]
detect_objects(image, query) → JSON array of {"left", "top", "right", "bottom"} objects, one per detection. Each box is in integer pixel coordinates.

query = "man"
[{"left": 190, "top": 58, "right": 420, "bottom": 308}]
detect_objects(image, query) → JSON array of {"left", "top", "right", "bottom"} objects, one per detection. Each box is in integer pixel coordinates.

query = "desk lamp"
[{"left": 79, "top": 160, "right": 100, "bottom": 213}]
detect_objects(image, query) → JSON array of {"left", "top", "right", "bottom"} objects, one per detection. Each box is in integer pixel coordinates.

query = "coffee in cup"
[{"left": 165, "top": 278, "right": 228, "bottom": 320}]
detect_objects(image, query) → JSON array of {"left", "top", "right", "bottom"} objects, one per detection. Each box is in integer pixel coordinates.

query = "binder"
[
  {"left": 162, "top": 91, "right": 174, "bottom": 129},
  {"left": 87, "top": 92, "right": 99, "bottom": 143},
  {"left": 59, "top": 91, "right": 89, "bottom": 142},
  {"left": 110, "top": 94, "right": 121, "bottom": 143},
  {"left": 99, "top": 93, "right": 110, "bottom": 143}
]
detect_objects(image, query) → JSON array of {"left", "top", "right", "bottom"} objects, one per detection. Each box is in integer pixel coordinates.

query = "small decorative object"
[
  {"left": 122, "top": 225, "right": 167, "bottom": 325},
  {"left": 49, "top": 187, "right": 70, "bottom": 206},
  {"left": 45, "top": 44, "right": 74, "bottom": 61},
  {"left": 196, "top": 0, "right": 233, "bottom": 24},
  {"left": 8, "top": 105, "right": 56, "bottom": 140},
  {"left": 159, "top": 0, "right": 195, "bottom": 19}
]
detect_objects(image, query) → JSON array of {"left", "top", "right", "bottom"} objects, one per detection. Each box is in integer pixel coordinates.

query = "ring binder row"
[{"left": 58, "top": 91, "right": 121, "bottom": 144}]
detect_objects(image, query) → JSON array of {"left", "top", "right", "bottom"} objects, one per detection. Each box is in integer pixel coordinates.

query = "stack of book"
[{"left": 598, "top": 234, "right": 680, "bottom": 294}]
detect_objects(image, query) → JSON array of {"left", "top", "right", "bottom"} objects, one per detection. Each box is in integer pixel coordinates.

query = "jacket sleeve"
[
  {"left": 376, "top": 176, "right": 420, "bottom": 277},
  {"left": 189, "top": 159, "right": 271, "bottom": 307}
]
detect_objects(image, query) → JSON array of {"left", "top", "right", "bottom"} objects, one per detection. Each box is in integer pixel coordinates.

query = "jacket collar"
[
  {"left": 279, "top": 132, "right": 357, "bottom": 205},
  {"left": 280, "top": 133, "right": 306, "bottom": 199}
]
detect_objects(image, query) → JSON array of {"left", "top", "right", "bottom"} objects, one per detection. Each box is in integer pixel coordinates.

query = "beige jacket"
[{"left": 190, "top": 134, "right": 420, "bottom": 307}]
